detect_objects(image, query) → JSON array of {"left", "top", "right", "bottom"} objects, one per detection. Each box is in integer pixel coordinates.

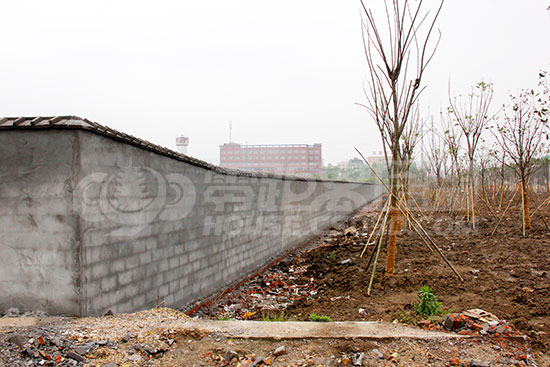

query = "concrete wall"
[
  {"left": 0, "top": 131, "right": 81, "bottom": 315},
  {"left": 0, "top": 129, "right": 382, "bottom": 316}
]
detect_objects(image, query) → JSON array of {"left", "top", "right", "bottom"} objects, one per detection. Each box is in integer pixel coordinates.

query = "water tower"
[{"left": 176, "top": 136, "right": 189, "bottom": 155}]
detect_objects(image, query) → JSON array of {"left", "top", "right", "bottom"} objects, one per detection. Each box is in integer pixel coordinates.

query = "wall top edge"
[{"left": 0, "top": 115, "right": 375, "bottom": 185}]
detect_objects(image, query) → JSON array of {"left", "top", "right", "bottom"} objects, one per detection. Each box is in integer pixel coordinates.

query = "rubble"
[
  {"left": 443, "top": 309, "right": 522, "bottom": 338},
  {"left": 272, "top": 345, "right": 286, "bottom": 356}
]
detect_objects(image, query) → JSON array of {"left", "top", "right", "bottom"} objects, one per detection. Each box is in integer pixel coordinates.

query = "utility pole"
[{"left": 229, "top": 120, "right": 232, "bottom": 143}]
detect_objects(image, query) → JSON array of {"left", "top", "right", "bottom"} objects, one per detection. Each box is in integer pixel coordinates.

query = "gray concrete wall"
[
  {"left": 0, "top": 129, "right": 382, "bottom": 316},
  {"left": 0, "top": 131, "right": 81, "bottom": 315}
]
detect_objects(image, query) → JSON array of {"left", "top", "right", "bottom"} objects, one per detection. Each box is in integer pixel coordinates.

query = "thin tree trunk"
[
  {"left": 469, "top": 159, "right": 476, "bottom": 229},
  {"left": 385, "top": 153, "right": 401, "bottom": 277},
  {"left": 521, "top": 175, "right": 532, "bottom": 232}
]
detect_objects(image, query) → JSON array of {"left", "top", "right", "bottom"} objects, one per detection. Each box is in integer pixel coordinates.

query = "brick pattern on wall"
[{"left": 0, "top": 129, "right": 382, "bottom": 316}]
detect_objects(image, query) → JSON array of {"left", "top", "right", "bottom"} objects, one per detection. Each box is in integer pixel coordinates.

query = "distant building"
[
  {"left": 219, "top": 143, "right": 322, "bottom": 176},
  {"left": 336, "top": 157, "right": 366, "bottom": 169},
  {"left": 175, "top": 136, "right": 189, "bottom": 155},
  {"left": 348, "top": 157, "right": 365, "bottom": 168},
  {"left": 366, "top": 150, "right": 385, "bottom": 165}
]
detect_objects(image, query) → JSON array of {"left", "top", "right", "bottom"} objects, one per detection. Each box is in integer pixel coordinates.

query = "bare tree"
[
  {"left": 540, "top": 70, "right": 549, "bottom": 94},
  {"left": 359, "top": 0, "right": 444, "bottom": 277},
  {"left": 495, "top": 90, "right": 547, "bottom": 235},
  {"left": 448, "top": 82, "right": 494, "bottom": 228},
  {"left": 440, "top": 109, "right": 465, "bottom": 210},
  {"left": 425, "top": 131, "right": 446, "bottom": 188},
  {"left": 399, "top": 106, "right": 423, "bottom": 202}
]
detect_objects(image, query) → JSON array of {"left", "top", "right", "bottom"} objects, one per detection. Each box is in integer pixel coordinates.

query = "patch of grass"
[
  {"left": 261, "top": 311, "right": 287, "bottom": 322},
  {"left": 398, "top": 310, "right": 415, "bottom": 324},
  {"left": 413, "top": 285, "right": 443, "bottom": 318},
  {"left": 329, "top": 251, "right": 337, "bottom": 261},
  {"left": 217, "top": 316, "right": 230, "bottom": 321},
  {"left": 309, "top": 313, "right": 331, "bottom": 322}
]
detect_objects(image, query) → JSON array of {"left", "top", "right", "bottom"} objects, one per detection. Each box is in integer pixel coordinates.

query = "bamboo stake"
[
  {"left": 363, "top": 208, "right": 390, "bottom": 274},
  {"left": 355, "top": 148, "right": 464, "bottom": 282},
  {"left": 360, "top": 199, "right": 389, "bottom": 257},
  {"left": 490, "top": 190, "right": 518, "bottom": 236},
  {"left": 367, "top": 208, "right": 390, "bottom": 296},
  {"left": 525, "top": 184, "right": 547, "bottom": 230},
  {"left": 479, "top": 191, "right": 499, "bottom": 220},
  {"left": 530, "top": 194, "right": 550, "bottom": 218}
]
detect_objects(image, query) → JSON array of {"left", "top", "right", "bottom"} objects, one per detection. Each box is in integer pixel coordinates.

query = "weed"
[
  {"left": 329, "top": 251, "right": 337, "bottom": 261},
  {"left": 261, "top": 311, "right": 286, "bottom": 322},
  {"left": 413, "top": 285, "right": 442, "bottom": 317},
  {"left": 309, "top": 313, "right": 331, "bottom": 322},
  {"left": 398, "top": 311, "right": 414, "bottom": 324}
]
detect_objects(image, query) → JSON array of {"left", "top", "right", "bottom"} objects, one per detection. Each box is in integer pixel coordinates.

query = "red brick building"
[{"left": 219, "top": 143, "right": 322, "bottom": 176}]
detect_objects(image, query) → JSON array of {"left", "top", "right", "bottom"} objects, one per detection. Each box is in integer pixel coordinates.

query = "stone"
[
  {"left": 250, "top": 357, "right": 266, "bottom": 366},
  {"left": 449, "top": 357, "right": 460, "bottom": 366},
  {"left": 49, "top": 337, "right": 63, "bottom": 347},
  {"left": 344, "top": 227, "right": 357, "bottom": 236},
  {"left": 126, "top": 354, "right": 142, "bottom": 361},
  {"left": 371, "top": 349, "right": 384, "bottom": 359},
  {"left": 470, "top": 323, "right": 484, "bottom": 331},
  {"left": 340, "top": 259, "right": 352, "bottom": 265},
  {"left": 224, "top": 350, "right": 239, "bottom": 362},
  {"left": 121, "top": 332, "right": 135, "bottom": 343},
  {"left": 74, "top": 342, "right": 95, "bottom": 355},
  {"left": 101, "top": 363, "right": 118, "bottom": 367},
  {"left": 444, "top": 313, "right": 468, "bottom": 330},
  {"left": 470, "top": 360, "right": 490, "bottom": 367},
  {"left": 8, "top": 334, "right": 27, "bottom": 348},
  {"left": 66, "top": 351, "right": 85, "bottom": 362},
  {"left": 273, "top": 346, "right": 286, "bottom": 356},
  {"left": 463, "top": 309, "right": 499, "bottom": 323},
  {"left": 352, "top": 353, "right": 364, "bottom": 366}
]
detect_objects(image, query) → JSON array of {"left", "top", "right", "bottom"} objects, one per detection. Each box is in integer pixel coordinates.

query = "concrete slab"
[
  {"left": 183, "top": 320, "right": 476, "bottom": 340},
  {"left": 0, "top": 317, "right": 39, "bottom": 329}
]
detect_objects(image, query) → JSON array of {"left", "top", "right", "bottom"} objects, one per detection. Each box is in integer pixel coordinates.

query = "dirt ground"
[
  {"left": 198, "top": 192, "right": 550, "bottom": 364},
  {"left": 2, "top": 191, "right": 549, "bottom": 366},
  {"left": 0, "top": 310, "right": 540, "bottom": 367}
]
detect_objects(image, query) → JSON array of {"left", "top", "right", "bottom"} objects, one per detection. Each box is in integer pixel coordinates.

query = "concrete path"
[
  {"left": 1, "top": 317, "right": 523, "bottom": 342},
  {"left": 0, "top": 317, "right": 39, "bottom": 329},
  {"left": 183, "top": 320, "right": 474, "bottom": 340}
]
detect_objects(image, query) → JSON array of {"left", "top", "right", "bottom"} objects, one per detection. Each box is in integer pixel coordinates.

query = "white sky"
[{"left": 1, "top": 1, "right": 549, "bottom": 165}]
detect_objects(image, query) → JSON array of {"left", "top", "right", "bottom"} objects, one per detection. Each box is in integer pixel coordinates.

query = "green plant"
[
  {"left": 261, "top": 311, "right": 286, "bottom": 322},
  {"left": 217, "top": 316, "right": 230, "bottom": 321},
  {"left": 413, "top": 285, "right": 442, "bottom": 317},
  {"left": 309, "top": 313, "right": 331, "bottom": 322},
  {"left": 398, "top": 311, "right": 414, "bottom": 324},
  {"left": 329, "top": 251, "right": 336, "bottom": 261}
]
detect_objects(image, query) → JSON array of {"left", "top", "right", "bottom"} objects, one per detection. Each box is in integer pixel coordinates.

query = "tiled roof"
[
  {"left": 0, "top": 115, "right": 224, "bottom": 173},
  {"left": 0, "top": 116, "right": 349, "bottom": 183}
]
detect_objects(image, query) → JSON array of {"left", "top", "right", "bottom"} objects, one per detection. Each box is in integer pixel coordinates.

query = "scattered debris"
[
  {"left": 443, "top": 309, "right": 522, "bottom": 337},
  {"left": 272, "top": 345, "right": 286, "bottom": 356}
]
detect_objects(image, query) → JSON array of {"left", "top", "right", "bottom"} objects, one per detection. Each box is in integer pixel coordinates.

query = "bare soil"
[
  {"left": 2, "top": 192, "right": 549, "bottom": 366},
  {"left": 200, "top": 192, "right": 550, "bottom": 364}
]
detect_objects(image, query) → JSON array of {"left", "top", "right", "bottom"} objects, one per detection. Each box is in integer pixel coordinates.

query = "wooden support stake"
[
  {"left": 355, "top": 148, "right": 464, "bottom": 282},
  {"left": 360, "top": 199, "right": 389, "bottom": 257},
  {"left": 367, "top": 208, "right": 390, "bottom": 296}
]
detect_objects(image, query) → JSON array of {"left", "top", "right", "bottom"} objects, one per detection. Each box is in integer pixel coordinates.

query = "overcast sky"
[{"left": 1, "top": 1, "right": 549, "bottom": 165}]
